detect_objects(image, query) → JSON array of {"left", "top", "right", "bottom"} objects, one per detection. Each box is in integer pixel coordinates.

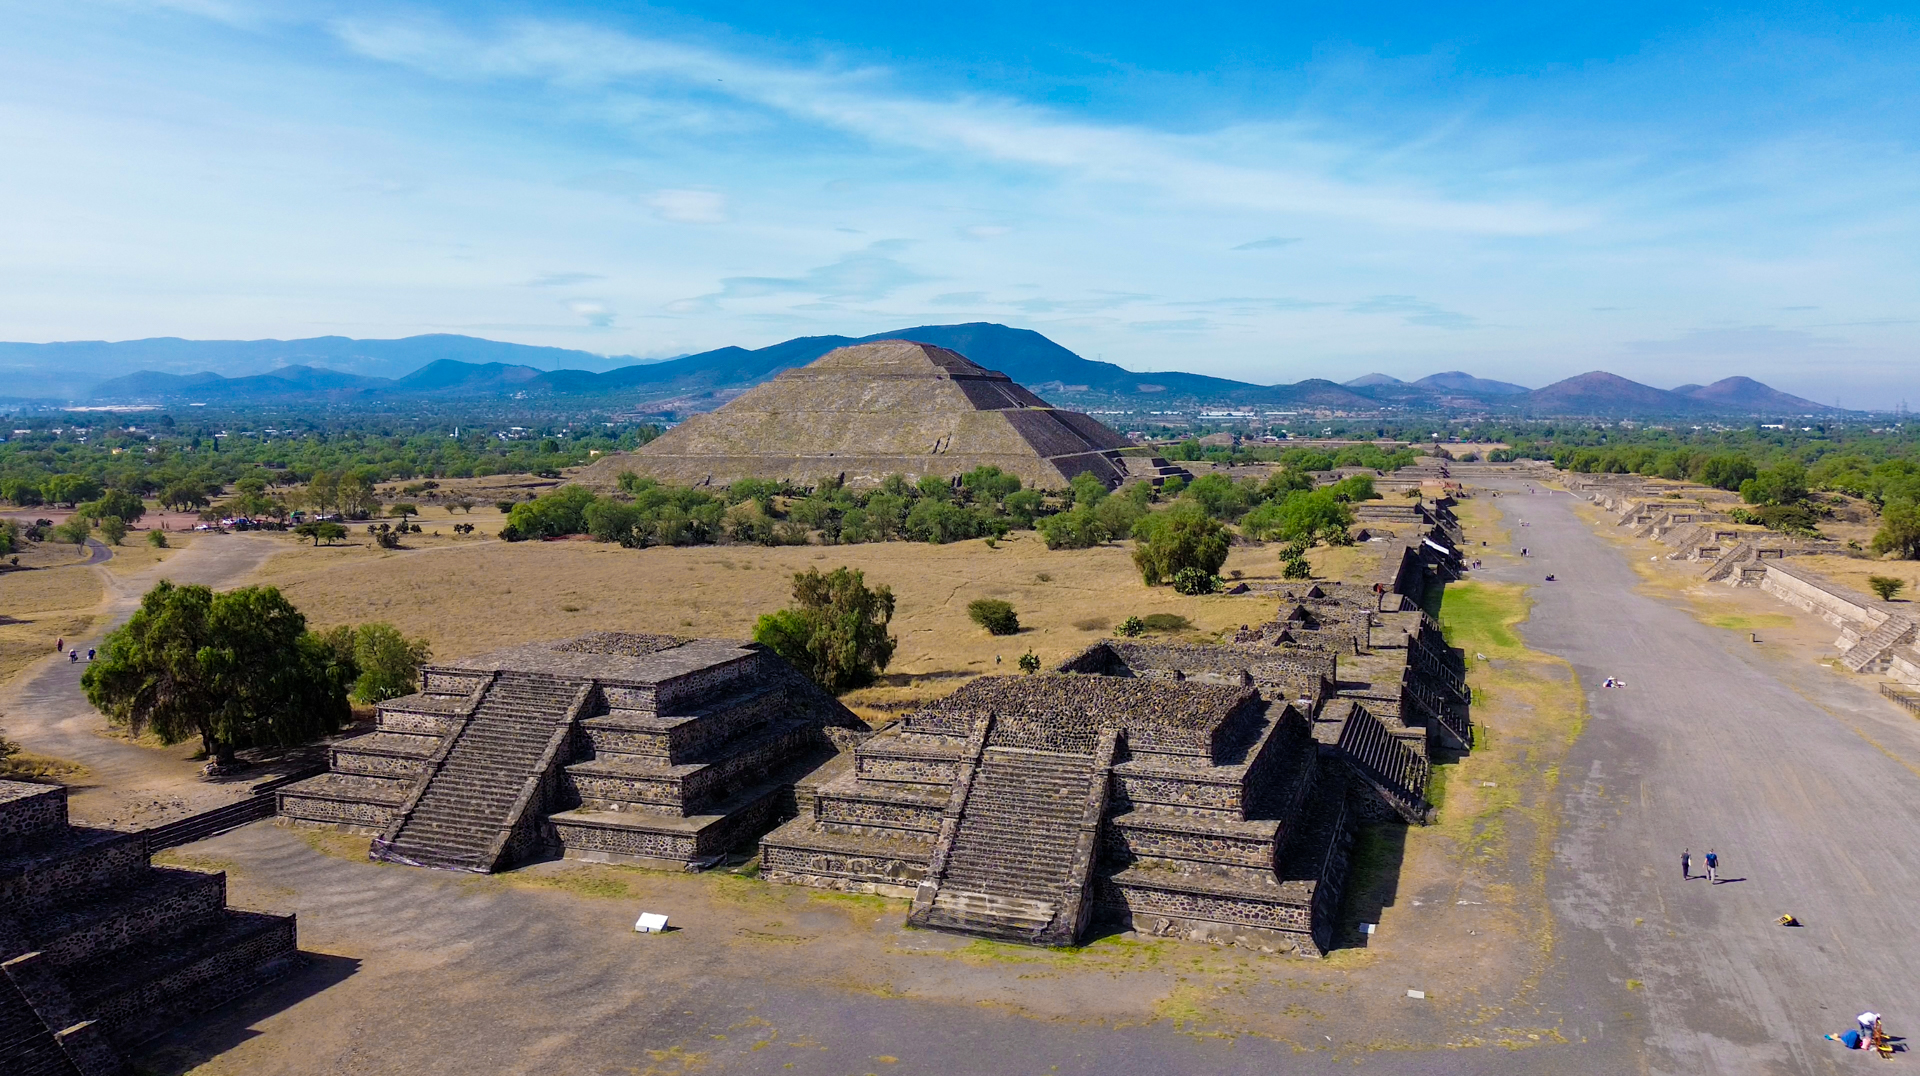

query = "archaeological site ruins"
[
  {"left": 2, "top": 780, "right": 301, "bottom": 1076},
  {"left": 275, "top": 510, "right": 1468, "bottom": 956}
]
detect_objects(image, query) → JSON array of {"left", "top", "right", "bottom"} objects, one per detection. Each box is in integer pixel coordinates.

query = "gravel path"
[{"left": 1484, "top": 483, "right": 1920, "bottom": 1074}]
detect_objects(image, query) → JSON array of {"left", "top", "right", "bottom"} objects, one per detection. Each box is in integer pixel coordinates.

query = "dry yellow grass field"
[
  {"left": 0, "top": 559, "right": 103, "bottom": 686},
  {"left": 99, "top": 530, "right": 196, "bottom": 577},
  {"left": 248, "top": 527, "right": 1392, "bottom": 717}
]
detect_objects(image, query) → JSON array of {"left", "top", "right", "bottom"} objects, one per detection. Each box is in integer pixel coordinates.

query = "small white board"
[
  {"left": 1361, "top": 923, "right": 1376, "bottom": 935},
  {"left": 634, "top": 912, "right": 669, "bottom": 934},
  {"left": 1406, "top": 989, "right": 1426, "bottom": 1000}
]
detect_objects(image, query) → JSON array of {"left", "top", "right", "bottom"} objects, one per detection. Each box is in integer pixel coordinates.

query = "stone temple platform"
[
  {"left": 762, "top": 576, "right": 1469, "bottom": 956},
  {"left": 1, "top": 780, "right": 300, "bottom": 1075},
  {"left": 276, "top": 632, "right": 863, "bottom": 873}
]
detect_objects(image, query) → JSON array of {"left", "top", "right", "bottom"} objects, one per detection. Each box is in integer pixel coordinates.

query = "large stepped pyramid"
[
  {"left": 573, "top": 339, "right": 1177, "bottom": 491},
  {"left": 0, "top": 780, "right": 300, "bottom": 1074},
  {"left": 280, "top": 632, "right": 862, "bottom": 873}
]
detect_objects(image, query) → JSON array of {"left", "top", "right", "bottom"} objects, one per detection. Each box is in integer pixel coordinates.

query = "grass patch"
[
  {"left": 1438, "top": 581, "right": 1530, "bottom": 658},
  {"left": 1140, "top": 613, "right": 1192, "bottom": 632},
  {"left": 0, "top": 751, "right": 88, "bottom": 783}
]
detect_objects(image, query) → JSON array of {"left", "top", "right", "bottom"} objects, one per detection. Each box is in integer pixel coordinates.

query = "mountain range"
[{"left": 6, "top": 323, "right": 1849, "bottom": 417}]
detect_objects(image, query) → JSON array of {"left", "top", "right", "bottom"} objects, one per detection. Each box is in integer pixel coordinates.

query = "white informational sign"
[{"left": 634, "top": 912, "right": 669, "bottom": 934}]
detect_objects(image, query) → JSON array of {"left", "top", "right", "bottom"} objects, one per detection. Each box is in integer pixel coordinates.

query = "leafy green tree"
[
  {"left": 752, "top": 567, "right": 897, "bottom": 693},
  {"left": 161, "top": 482, "right": 209, "bottom": 512},
  {"left": 1740, "top": 460, "right": 1809, "bottom": 506},
  {"left": 147, "top": 529, "right": 168, "bottom": 549},
  {"left": 960, "top": 466, "right": 1022, "bottom": 504},
  {"left": 52, "top": 516, "right": 91, "bottom": 545},
  {"left": 1873, "top": 502, "right": 1920, "bottom": 559},
  {"left": 1017, "top": 650, "right": 1040, "bottom": 674},
  {"left": 1171, "top": 566, "right": 1220, "bottom": 595},
  {"left": 321, "top": 622, "right": 432, "bottom": 703},
  {"left": 96, "top": 516, "right": 128, "bottom": 545},
  {"left": 502, "top": 485, "right": 598, "bottom": 540},
  {"left": 967, "top": 598, "right": 1020, "bottom": 635},
  {"left": 1697, "top": 453, "right": 1758, "bottom": 492},
  {"left": 81, "top": 488, "right": 146, "bottom": 525},
  {"left": 1867, "top": 575, "right": 1907, "bottom": 602},
  {"left": 1036, "top": 504, "right": 1108, "bottom": 549},
  {"left": 1131, "top": 504, "right": 1230, "bottom": 586},
  {"left": 82, "top": 581, "right": 354, "bottom": 764},
  {"left": 294, "top": 521, "right": 348, "bottom": 546},
  {"left": 1069, "top": 472, "right": 1109, "bottom": 508},
  {"left": 0, "top": 519, "right": 19, "bottom": 555},
  {"left": 42, "top": 474, "right": 103, "bottom": 507}
]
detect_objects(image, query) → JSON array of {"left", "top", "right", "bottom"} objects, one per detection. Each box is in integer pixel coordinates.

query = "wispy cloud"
[
  {"left": 1233, "top": 237, "right": 1302, "bottom": 250},
  {"left": 1347, "top": 294, "right": 1477, "bottom": 330},
  {"left": 330, "top": 17, "right": 1586, "bottom": 235},
  {"left": 670, "top": 241, "right": 929, "bottom": 310},
  {"left": 648, "top": 189, "right": 728, "bottom": 224}
]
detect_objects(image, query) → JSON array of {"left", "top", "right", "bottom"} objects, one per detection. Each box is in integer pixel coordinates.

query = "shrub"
[
  {"left": 1140, "top": 613, "right": 1190, "bottom": 632},
  {"left": 1868, "top": 575, "right": 1907, "bottom": 602},
  {"left": 752, "top": 567, "right": 897, "bottom": 693},
  {"left": 967, "top": 598, "right": 1020, "bottom": 635},
  {"left": 1116, "top": 615, "right": 1145, "bottom": 637},
  {"left": 1131, "top": 504, "right": 1229, "bottom": 586},
  {"left": 0, "top": 518, "right": 19, "bottom": 555},
  {"left": 147, "top": 529, "right": 168, "bottom": 548},
  {"left": 1017, "top": 651, "right": 1041, "bottom": 674},
  {"left": 1036, "top": 504, "right": 1108, "bottom": 549},
  {"left": 52, "top": 517, "right": 91, "bottom": 545},
  {"left": 97, "top": 516, "right": 128, "bottom": 545},
  {"left": 1171, "top": 567, "right": 1220, "bottom": 595},
  {"left": 1283, "top": 557, "right": 1313, "bottom": 579}
]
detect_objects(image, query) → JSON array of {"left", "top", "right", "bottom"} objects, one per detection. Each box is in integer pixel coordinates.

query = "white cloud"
[
  {"left": 567, "top": 300, "right": 614, "bottom": 327},
  {"left": 647, "top": 189, "right": 728, "bottom": 224}
]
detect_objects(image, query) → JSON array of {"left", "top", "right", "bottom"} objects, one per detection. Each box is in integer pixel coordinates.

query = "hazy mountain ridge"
[{"left": 54, "top": 324, "right": 1858, "bottom": 417}]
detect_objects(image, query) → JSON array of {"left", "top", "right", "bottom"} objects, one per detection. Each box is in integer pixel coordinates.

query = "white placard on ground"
[
  {"left": 1406, "top": 989, "right": 1426, "bottom": 999},
  {"left": 634, "top": 912, "right": 669, "bottom": 933}
]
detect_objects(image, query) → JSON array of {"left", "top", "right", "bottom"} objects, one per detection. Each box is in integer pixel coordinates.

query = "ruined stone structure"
[
  {"left": 1567, "top": 475, "right": 1918, "bottom": 687},
  {"left": 277, "top": 633, "right": 861, "bottom": 872},
  {"left": 1, "top": 780, "right": 299, "bottom": 1075},
  {"left": 761, "top": 539, "right": 1468, "bottom": 956},
  {"left": 573, "top": 339, "right": 1189, "bottom": 491}
]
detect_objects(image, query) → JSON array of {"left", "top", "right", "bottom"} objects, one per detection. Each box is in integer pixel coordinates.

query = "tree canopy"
[
  {"left": 82, "top": 581, "right": 355, "bottom": 763},
  {"left": 752, "top": 567, "right": 897, "bottom": 693}
]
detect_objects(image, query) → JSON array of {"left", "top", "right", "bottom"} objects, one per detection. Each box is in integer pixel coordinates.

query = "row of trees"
[{"left": 82, "top": 581, "right": 431, "bottom": 765}]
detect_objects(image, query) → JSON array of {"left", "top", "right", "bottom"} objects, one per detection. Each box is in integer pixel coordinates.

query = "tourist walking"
[
  {"left": 1682, "top": 849, "right": 1691, "bottom": 881},
  {"left": 1705, "top": 849, "right": 1719, "bottom": 884},
  {"left": 56, "top": 637, "right": 64, "bottom": 652}
]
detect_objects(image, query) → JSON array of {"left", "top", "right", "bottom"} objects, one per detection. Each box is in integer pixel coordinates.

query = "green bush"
[
  {"left": 1283, "top": 557, "right": 1313, "bottom": 579},
  {"left": 1170, "top": 566, "right": 1220, "bottom": 595},
  {"left": 1131, "top": 504, "right": 1229, "bottom": 586},
  {"left": 1116, "top": 615, "right": 1145, "bottom": 637},
  {"left": 1017, "top": 651, "right": 1041, "bottom": 674},
  {"left": 966, "top": 598, "right": 1021, "bottom": 635},
  {"left": 1872, "top": 502, "right": 1920, "bottom": 559},
  {"left": 752, "top": 567, "right": 897, "bottom": 693},
  {"left": 1139, "top": 613, "right": 1191, "bottom": 632},
  {"left": 0, "top": 519, "right": 19, "bottom": 555},
  {"left": 1867, "top": 575, "right": 1907, "bottom": 602},
  {"left": 96, "top": 516, "right": 128, "bottom": 545},
  {"left": 147, "top": 529, "right": 168, "bottom": 548}
]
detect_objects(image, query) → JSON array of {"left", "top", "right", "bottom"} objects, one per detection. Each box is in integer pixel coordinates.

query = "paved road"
[
  {"left": 1483, "top": 483, "right": 1920, "bottom": 1074},
  {"left": 1, "top": 534, "right": 286, "bottom": 824}
]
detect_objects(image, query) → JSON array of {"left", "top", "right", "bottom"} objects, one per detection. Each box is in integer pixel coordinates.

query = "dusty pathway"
[
  {"left": 1486, "top": 483, "right": 1920, "bottom": 1074},
  {"left": 0, "top": 533, "right": 287, "bottom": 825}
]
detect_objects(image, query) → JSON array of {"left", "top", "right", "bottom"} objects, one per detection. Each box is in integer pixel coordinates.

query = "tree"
[
  {"left": 1131, "top": 504, "right": 1230, "bottom": 586},
  {"left": 320, "top": 622, "right": 432, "bottom": 703},
  {"left": 1872, "top": 502, "right": 1920, "bottom": 559},
  {"left": 161, "top": 482, "right": 209, "bottom": 512},
  {"left": 752, "top": 567, "right": 896, "bottom": 693},
  {"left": 52, "top": 516, "right": 91, "bottom": 545},
  {"left": 82, "top": 581, "right": 354, "bottom": 764},
  {"left": 147, "top": 529, "right": 168, "bottom": 548},
  {"left": 1740, "top": 460, "right": 1809, "bottom": 506},
  {"left": 42, "top": 474, "right": 103, "bottom": 507},
  {"left": 294, "top": 521, "right": 348, "bottom": 546},
  {"left": 967, "top": 598, "right": 1020, "bottom": 635},
  {"left": 1867, "top": 576, "right": 1907, "bottom": 602},
  {"left": 1018, "top": 650, "right": 1041, "bottom": 674},
  {"left": 82, "top": 488, "right": 146, "bottom": 525},
  {"left": 96, "top": 515, "right": 128, "bottom": 545},
  {"left": 1697, "top": 454, "right": 1758, "bottom": 492}
]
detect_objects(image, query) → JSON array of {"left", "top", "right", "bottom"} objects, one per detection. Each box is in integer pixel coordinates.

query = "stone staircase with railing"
[
  {"left": 1333, "top": 705, "right": 1432, "bottom": 824},
  {"left": 911, "top": 746, "right": 1105, "bottom": 944},
  {"left": 1842, "top": 614, "right": 1917, "bottom": 674},
  {"left": 373, "top": 673, "right": 587, "bottom": 872}
]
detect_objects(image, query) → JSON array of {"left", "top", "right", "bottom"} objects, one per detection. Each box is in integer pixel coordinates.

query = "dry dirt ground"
[{"left": 123, "top": 496, "right": 1629, "bottom": 1074}]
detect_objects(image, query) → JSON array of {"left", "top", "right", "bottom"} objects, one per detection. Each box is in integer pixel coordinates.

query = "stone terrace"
[
  {"left": 0, "top": 780, "right": 300, "bottom": 1075},
  {"left": 277, "top": 632, "right": 862, "bottom": 873}
]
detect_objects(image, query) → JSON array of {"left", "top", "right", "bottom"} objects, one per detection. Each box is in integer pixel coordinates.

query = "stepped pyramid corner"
[{"left": 574, "top": 338, "right": 1139, "bottom": 491}]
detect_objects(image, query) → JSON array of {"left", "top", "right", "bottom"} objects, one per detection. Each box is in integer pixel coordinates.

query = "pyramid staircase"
[
  {"left": 373, "top": 673, "right": 588, "bottom": 872},
  {"left": 910, "top": 734, "right": 1116, "bottom": 946},
  {"left": 1843, "top": 614, "right": 1917, "bottom": 674},
  {"left": 1334, "top": 706, "right": 1432, "bottom": 824},
  {"left": 1108, "top": 451, "right": 1192, "bottom": 489}
]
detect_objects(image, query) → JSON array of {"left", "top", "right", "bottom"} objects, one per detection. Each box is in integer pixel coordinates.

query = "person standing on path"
[
  {"left": 55, "top": 637, "right": 63, "bottom": 652},
  {"left": 1682, "top": 849, "right": 1691, "bottom": 881},
  {"left": 1705, "top": 849, "right": 1719, "bottom": 884}
]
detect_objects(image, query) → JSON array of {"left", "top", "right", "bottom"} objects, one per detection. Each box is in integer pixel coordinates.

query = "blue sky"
[{"left": 3, "top": 1, "right": 1918, "bottom": 405}]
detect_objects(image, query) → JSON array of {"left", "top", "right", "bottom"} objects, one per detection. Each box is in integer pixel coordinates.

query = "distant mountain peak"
[{"left": 1343, "top": 373, "right": 1405, "bottom": 387}]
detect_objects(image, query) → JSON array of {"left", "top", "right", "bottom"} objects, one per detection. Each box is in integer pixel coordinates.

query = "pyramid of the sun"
[{"left": 576, "top": 339, "right": 1135, "bottom": 490}]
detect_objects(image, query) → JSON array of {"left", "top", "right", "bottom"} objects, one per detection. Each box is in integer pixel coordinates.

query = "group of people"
[
  {"left": 1680, "top": 848, "right": 1722, "bottom": 884},
  {"left": 1827, "top": 1011, "right": 1892, "bottom": 1056},
  {"left": 1603, "top": 676, "right": 1625, "bottom": 689},
  {"left": 55, "top": 637, "right": 93, "bottom": 663}
]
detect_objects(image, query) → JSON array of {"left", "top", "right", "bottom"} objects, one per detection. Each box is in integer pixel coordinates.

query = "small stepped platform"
[{"left": 0, "top": 779, "right": 300, "bottom": 1072}]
